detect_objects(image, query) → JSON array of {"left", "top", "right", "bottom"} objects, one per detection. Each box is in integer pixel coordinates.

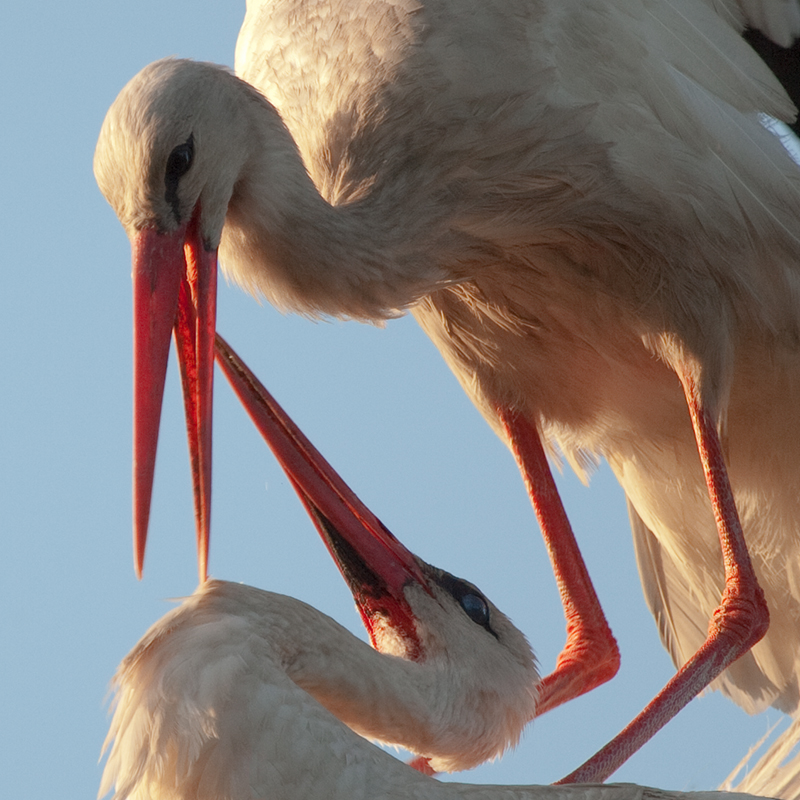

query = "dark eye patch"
[
  {"left": 164, "top": 134, "right": 195, "bottom": 221},
  {"left": 433, "top": 571, "right": 496, "bottom": 638}
]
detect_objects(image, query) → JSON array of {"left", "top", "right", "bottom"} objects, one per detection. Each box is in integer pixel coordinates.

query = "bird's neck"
[
  {"left": 217, "top": 90, "right": 470, "bottom": 321},
  {"left": 279, "top": 596, "right": 447, "bottom": 758},
  {"left": 279, "top": 584, "right": 539, "bottom": 774}
]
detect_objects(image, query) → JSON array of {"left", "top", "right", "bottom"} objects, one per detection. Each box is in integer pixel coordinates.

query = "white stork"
[
  {"left": 94, "top": 0, "right": 800, "bottom": 782},
  {"left": 99, "top": 577, "right": 780, "bottom": 800}
]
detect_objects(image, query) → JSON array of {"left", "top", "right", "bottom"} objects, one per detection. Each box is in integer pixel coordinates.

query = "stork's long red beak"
[
  {"left": 132, "top": 209, "right": 217, "bottom": 582},
  {"left": 214, "top": 334, "right": 431, "bottom": 652}
]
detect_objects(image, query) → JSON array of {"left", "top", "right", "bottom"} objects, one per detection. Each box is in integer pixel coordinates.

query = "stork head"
[
  {"left": 94, "top": 59, "right": 267, "bottom": 580},
  {"left": 94, "top": 59, "right": 263, "bottom": 243}
]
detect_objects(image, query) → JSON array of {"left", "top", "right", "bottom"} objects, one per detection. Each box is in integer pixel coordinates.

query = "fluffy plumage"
[{"left": 100, "top": 579, "right": 768, "bottom": 800}]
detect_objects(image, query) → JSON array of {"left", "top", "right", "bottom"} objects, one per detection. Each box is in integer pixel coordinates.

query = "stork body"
[
  {"left": 100, "top": 578, "right": 769, "bottom": 800},
  {"left": 95, "top": 0, "right": 800, "bottom": 780}
]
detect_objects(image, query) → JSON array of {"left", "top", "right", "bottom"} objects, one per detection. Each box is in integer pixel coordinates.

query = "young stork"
[
  {"left": 94, "top": 0, "right": 800, "bottom": 782},
  {"left": 99, "top": 580, "right": 775, "bottom": 800}
]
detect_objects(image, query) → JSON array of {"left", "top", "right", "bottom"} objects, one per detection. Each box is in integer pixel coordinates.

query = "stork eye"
[
  {"left": 433, "top": 570, "right": 497, "bottom": 637},
  {"left": 460, "top": 593, "right": 490, "bottom": 626},
  {"left": 166, "top": 137, "right": 194, "bottom": 180},
  {"left": 164, "top": 135, "right": 195, "bottom": 221}
]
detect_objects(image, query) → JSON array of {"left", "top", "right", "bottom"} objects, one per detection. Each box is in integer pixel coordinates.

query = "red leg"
[
  {"left": 498, "top": 408, "right": 620, "bottom": 716},
  {"left": 557, "top": 374, "right": 769, "bottom": 783}
]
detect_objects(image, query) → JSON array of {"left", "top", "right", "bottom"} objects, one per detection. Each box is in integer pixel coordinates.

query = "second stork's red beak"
[
  {"left": 132, "top": 209, "right": 217, "bottom": 581},
  {"left": 214, "top": 334, "right": 432, "bottom": 653}
]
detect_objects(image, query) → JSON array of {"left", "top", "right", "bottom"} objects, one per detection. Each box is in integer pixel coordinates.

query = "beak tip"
[
  {"left": 198, "top": 554, "right": 208, "bottom": 584},
  {"left": 134, "top": 519, "right": 147, "bottom": 581},
  {"left": 197, "top": 521, "right": 209, "bottom": 584}
]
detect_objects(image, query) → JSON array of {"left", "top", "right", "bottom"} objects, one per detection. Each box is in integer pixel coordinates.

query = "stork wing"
[{"left": 628, "top": 498, "right": 784, "bottom": 715}]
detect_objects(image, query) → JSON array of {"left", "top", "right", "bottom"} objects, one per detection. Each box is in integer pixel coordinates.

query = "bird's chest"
[{"left": 412, "top": 260, "right": 689, "bottom": 462}]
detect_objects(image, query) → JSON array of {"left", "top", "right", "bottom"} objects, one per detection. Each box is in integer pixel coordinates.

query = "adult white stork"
[
  {"left": 93, "top": 0, "right": 800, "bottom": 783},
  {"left": 99, "top": 579, "right": 777, "bottom": 800},
  {"left": 99, "top": 577, "right": 774, "bottom": 800}
]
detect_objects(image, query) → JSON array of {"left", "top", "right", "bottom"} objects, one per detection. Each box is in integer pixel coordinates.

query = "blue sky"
[{"left": 1, "top": 2, "right": 792, "bottom": 797}]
